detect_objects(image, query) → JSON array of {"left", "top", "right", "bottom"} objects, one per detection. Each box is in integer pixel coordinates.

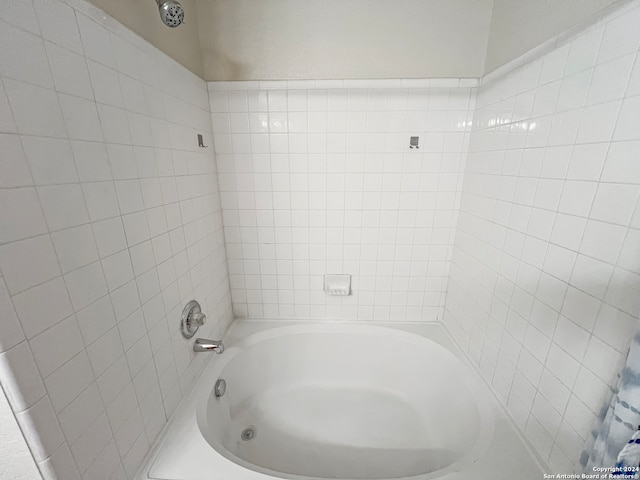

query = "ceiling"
[{"left": 88, "top": 0, "right": 625, "bottom": 81}]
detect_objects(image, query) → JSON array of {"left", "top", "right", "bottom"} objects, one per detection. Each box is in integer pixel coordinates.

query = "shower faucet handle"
[{"left": 189, "top": 312, "right": 206, "bottom": 327}]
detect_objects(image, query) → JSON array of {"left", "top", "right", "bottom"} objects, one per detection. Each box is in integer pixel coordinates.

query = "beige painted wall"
[
  {"left": 484, "top": 0, "right": 624, "bottom": 73},
  {"left": 86, "top": 0, "right": 204, "bottom": 77},
  {"left": 83, "top": 0, "right": 629, "bottom": 82},
  {"left": 195, "top": 0, "right": 494, "bottom": 81}
]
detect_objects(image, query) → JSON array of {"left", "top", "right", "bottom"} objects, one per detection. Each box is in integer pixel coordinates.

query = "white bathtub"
[{"left": 136, "top": 321, "right": 547, "bottom": 480}]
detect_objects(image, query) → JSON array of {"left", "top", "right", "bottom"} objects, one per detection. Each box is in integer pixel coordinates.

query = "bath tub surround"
[
  {"left": 0, "top": 0, "right": 232, "bottom": 477},
  {"left": 136, "top": 320, "right": 546, "bottom": 480},
  {"left": 209, "top": 78, "right": 477, "bottom": 323},
  {"left": 446, "top": 0, "right": 640, "bottom": 471}
]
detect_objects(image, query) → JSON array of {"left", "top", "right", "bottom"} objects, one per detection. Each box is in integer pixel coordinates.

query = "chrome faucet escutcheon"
[
  {"left": 181, "top": 300, "right": 206, "bottom": 339},
  {"left": 193, "top": 338, "right": 225, "bottom": 354}
]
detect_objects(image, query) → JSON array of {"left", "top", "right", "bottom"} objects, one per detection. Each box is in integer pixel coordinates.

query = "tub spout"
[{"left": 193, "top": 338, "right": 224, "bottom": 354}]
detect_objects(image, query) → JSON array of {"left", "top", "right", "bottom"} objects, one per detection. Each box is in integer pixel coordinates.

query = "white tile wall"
[
  {"left": 445, "top": 1, "right": 640, "bottom": 472},
  {"left": 0, "top": 0, "right": 232, "bottom": 478},
  {"left": 208, "top": 79, "right": 476, "bottom": 321}
]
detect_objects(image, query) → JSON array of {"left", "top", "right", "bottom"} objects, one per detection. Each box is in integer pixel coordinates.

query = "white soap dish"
[{"left": 324, "top": 274, "right": 351, "bottom": 296}]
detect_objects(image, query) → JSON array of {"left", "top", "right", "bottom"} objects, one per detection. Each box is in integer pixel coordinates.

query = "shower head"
[{"left": 156, "top": 0, "right": 184, "bottom": 28}]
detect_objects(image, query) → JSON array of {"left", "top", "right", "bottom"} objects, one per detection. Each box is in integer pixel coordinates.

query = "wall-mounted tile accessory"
[
  {"left": 409, "top": 136, "right": 419, "bottom": 149},
  {"left": 197, "top": 134, "right": 208, "bottom": 148},
  {"left": 324, "top": 274, "right": 351, "bottom": 296},
  {"left": 180, "top": 300, "right": 206, "bottom": 338}
]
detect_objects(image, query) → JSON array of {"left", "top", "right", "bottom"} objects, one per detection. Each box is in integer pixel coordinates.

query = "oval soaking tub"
[{"left": 137, "top": 321, "right": 546, "bottom": 480}]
